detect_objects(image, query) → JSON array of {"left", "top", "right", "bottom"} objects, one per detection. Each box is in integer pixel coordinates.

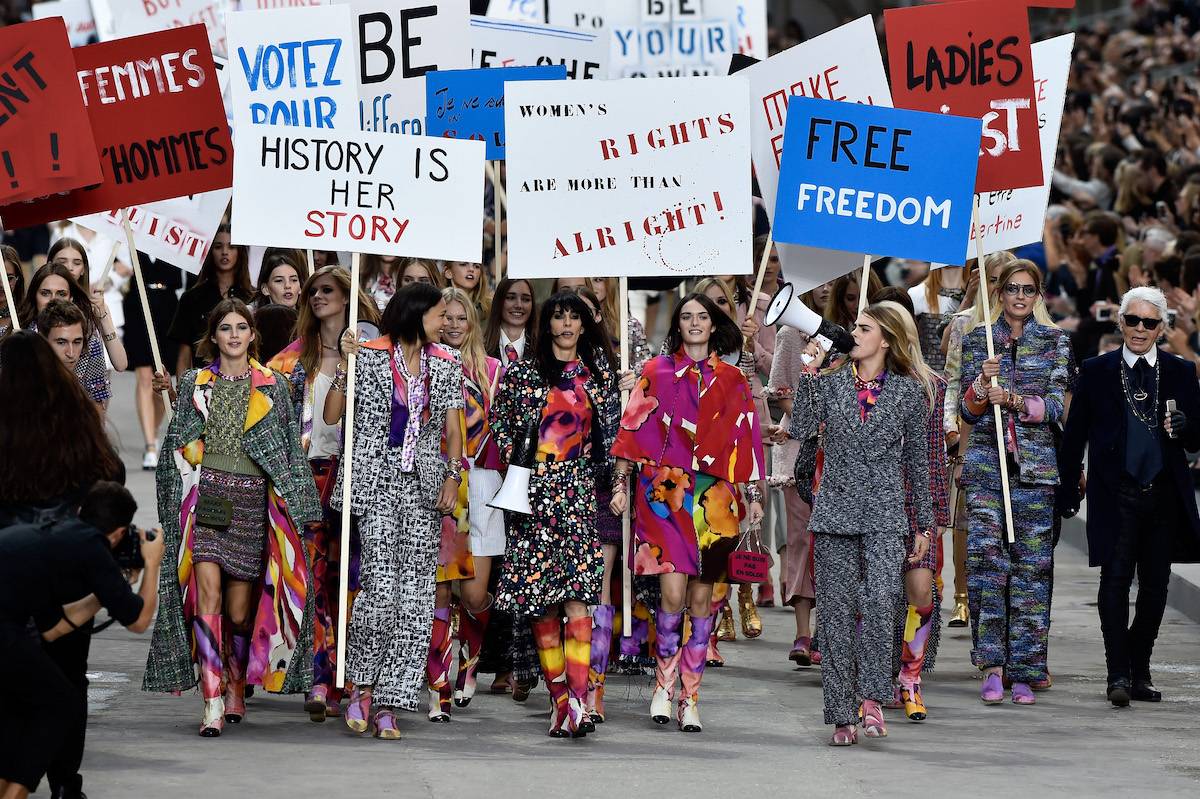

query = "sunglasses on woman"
[
  {"left": 1003, "top": 283, "right": 1038, "bottom": 297},
  {"left": 1122, "top": 313, "right": 1162, "bottom": 330}
]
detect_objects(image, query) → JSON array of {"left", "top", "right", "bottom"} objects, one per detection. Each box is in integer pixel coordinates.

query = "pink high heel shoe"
[
  {"left": 345, "top": 687, "right": 371, "bottom": 734},
  {"left": 861, "top": 700, "right": 888, "bottom": 738}
]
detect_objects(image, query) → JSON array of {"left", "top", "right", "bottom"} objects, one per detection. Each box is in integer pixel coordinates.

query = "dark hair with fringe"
[
  {"left": 663, "top": 292, "right": 743, "bottom": 356},
  {"left": 533, "top": 291, "right": 615, "bottom": 388}
]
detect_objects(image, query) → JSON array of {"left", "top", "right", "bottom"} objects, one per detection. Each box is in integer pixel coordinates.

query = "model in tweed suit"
[
  {"left": 332, "top": 338, "right": 464, "bottom": 719},
  {"left": 960, "top": 308, "right": 1071, "bottom": 698},
  {"left": 790, "top": 358, "right": 932, "bottom": 734}
]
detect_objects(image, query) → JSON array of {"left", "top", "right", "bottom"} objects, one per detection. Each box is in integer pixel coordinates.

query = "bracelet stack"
[
  {"left": 331, "top": 363, "right": 348, "bottom": 393},
  {"left": 743, "top": 483, "right": 763, "bottom": 505},
  {"left": 611, "top": 471, "right": 629, "bottom": 494}
]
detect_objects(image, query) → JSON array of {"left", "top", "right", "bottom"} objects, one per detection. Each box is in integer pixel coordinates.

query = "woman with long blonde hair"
[
  {"left": 424, "top": 286, "right": 505, "bottom": 721},
  {"left": 780, "top": 300, "right": 934, "bottom": 745},
  {"left": 267, "top": 265, "right": 378, "bottom": 722}
]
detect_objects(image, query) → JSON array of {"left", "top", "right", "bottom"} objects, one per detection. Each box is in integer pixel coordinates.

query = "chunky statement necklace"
[
  {"left": 216, "top": 365, "right": 252, "bottom": 381},
  {"left": 1120, "top": 357, "right": 1159, "bottom": 430}
]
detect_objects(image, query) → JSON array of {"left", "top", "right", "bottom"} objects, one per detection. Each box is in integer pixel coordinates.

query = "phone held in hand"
[{"left": 1167, "top": 399, "right": 1178, "bottom": 439}]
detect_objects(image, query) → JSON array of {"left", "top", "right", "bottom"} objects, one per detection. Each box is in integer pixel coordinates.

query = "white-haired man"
[{"left": 1059, "top": 286, "right": 1200, "bottom": 707}]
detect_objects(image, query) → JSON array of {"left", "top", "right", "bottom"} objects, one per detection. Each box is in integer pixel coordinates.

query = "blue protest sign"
[
  {"left": 772, "top": 97, "right": 980, "bottom": 265},
  {"left": 426, "top": 65, "right": 566, "bottom": 160}
]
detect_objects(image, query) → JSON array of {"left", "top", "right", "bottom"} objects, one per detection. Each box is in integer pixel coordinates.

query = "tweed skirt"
[{"left": 192, "top": 468, "right": 267, "bottom": 581}]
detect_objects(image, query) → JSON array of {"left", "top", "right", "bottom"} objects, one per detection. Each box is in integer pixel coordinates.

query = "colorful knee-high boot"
[
  {"left": 898, "top": 603, "right": 936, "bottom": 721},
  {"left": 194, "top": 613, "right": 224, "bottom": 737},
  {"left": 564, "top": 616, "right": 593, "bottom": 737},
  {"left": 532, "top": 617, "right": 569, "bottom": 737},
  {"left": 587, "top": 605, "right": 615, "bottom": 723},
  {"left": 453, "top": 596, "right": 492, "bottom": 708},
  {"left": 426, "top": 606, "right": 454, "bottom": 722},
  {"left": 223, "top": 626, "right": 250, "bottom": 724},
  {"left": 618, "top": 603, "right": 651, "bottom": 667},
  {"left": 707, "top": 596, "right": 728, "bottom": 666},
  {"left": 650, "top": 608, "right": 684, "bottom": 724},
  {"left": 678, "top": 614, "right": 714, "bottom": 732}
]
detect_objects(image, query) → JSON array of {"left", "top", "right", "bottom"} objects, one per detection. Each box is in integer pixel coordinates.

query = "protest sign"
[
  {"left": 773, "top": 97, "right": 980, "bottom": 265},
  {"left": 335, "top": 0, "right": 471, "bottom": 135},
  {"left": 227, "top": 5, "right": 359, "bottom": 135},
  {"left": 426, "top": 65, "right": 566, "bottom": 160},
  {"left": 470, "top": 16, "right": 608, "bottom": 80},
  {"left": 505, "top": 76, "right": 752, "bottom": 279},
  {"left": 74, "top": 190, "right": 232, "bottom": 274},
  {"left": 486, "top": 0, "right": 545, "bottom": 24},
  {"left": 97, "top": 0, "right": 230, "bottom": 59},
  {"left": 32, "top": 0, "right": 97, "bottom": 46},
  {"left": 967, "top": 33, "right": 1073, "bottom": 259},
  {"left": 0, "top": 18, "right": 103, "bottom": 206},
  {"left": 231, "top": 125, "right": 485, "bottom": 261},
  {"left": 740, "top": 16, "right": 893, "bottom": 293},
  {"left": 885, "top": 0, "right": 1043, "bottom": 193},
  {"left": 1, "top": 24, "right": 232, "bottom": 227}
]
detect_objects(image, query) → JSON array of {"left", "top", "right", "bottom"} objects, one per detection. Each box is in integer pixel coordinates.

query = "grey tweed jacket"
[{"left": 789, "top": 366, "right": 933, "bottom": 535}]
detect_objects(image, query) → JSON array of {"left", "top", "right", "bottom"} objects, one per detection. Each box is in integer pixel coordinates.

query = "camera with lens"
[{"left": 112, "top": 525, "right": 155, "bottom": 571}]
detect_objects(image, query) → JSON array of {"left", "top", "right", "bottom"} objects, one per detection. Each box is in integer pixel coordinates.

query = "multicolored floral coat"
[{"left": 144, "top": 359, "right": 322, "bottom": 695}]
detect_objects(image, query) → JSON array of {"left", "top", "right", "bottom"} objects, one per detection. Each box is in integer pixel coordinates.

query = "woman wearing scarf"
[
  {"left": 333, "top": 283, "right": 464, "bottom": 740},
  {"left": 611, "top": 293, "right": 766, "bottom": 734}
]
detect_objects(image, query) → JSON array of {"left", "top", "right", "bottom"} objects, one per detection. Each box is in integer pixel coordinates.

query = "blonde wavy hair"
[
  {"left": 963, "top": 251, "right": 1018, "bottom": 331},
  {"left": 984, "top": 259, "right": 1059, "bottom": 329},
  {"left": 863, "top": 300, "right": 939, "bottom": 408},
  {"left": 442, "top": 286, "right": 494, "bottom": 402},
  {"left": 295, "top": 266, "right": 381, "bottom": 377}
]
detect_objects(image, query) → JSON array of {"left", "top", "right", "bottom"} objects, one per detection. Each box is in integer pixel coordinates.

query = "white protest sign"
[
  {"left": 33, "top": 0, "right": 97, "bottom": 46},
  {"left": 470, "top": 16, "right": 608, "bottom": 80},
  {"left": 99, "top": 0, "right": 230, "bottom": 58},
  {"left": 336, "top": 0, "right": 471, "bottom": 135},
  {"left": 741, "top": 15, "right": 893, "bottom": 294},
  {"left": 227, "top": 5, "right": 359, "bottom": 137},
  {"left": 232, "top": 125, "right": 485, "bottom": 261},
  {"left": 505, "top": 76, "right": 752, "bottom": 279},
  {"left": 74, "top": 191, "right": 233, "bottom": 274},
  {"left": 968, "top": 33, "right": 1074, "bottom": 260},
  {"left": 486, "top": 0, "right": 544, "bottom": 24}
]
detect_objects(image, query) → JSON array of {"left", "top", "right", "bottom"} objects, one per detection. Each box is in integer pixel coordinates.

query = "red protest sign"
[
  {"left": 0, "top": 18, "right": 103, "bottom": 206},
  {"left": 884, "top": 0, "right": 1043, "bottom": 193},
  {"left": 1, "top": 24, "right": 232, "bottom": 228}
]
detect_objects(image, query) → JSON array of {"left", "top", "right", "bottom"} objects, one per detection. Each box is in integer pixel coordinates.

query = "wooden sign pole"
[
  {"left": 492, "top": 161, "right": 503, "bottom": 287},
  {"left": 745, "top": 236, "right": 775, "bottom": 319},
  {"left": 618, "top": 276, "right": 633, "bottom": 636},
  {"left": 971, "top": 197, "right": 1016, "bottom": 544},
  {"left": 120, "top": 209, "right": 171, "bottom": 413},
  {"left": 95, "top": 240, "right": 121, "bottom": 293},
  {"left": 1, "top": 252, "right": 19, "bottom": 332},
  {"left": 335, "top": 251, "right": 362, "bottom": 689},
  {"left": 857, "top": 253, "right": 872, "bottom": 317}
]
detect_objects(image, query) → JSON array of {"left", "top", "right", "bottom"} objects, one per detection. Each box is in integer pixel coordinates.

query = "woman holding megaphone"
[{"left": 489, "top": 290, "right": 620, "bottom": 739}]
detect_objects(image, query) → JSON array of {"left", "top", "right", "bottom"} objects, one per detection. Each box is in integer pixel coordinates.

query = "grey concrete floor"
[{"left": 70, "top": 372, "right": 1200, "bottom": 798}]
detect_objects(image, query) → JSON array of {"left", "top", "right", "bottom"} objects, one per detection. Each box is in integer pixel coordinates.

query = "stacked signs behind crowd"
[
  {"left": 469, "top": 16, "right": 609, "bottom": 79},
  {"left": 230, "top": 124, "right": 485, "bottom": 261},
  {"left": 1, "top": 24, "right": 232, "bottom": 227},
  {"left": 740, "top": 16, "right": 892, "bottom": 293},
  {"left": 93, "top": 0, "right": 231, "bottom": 59},
  {"left": 32, "top": 0, "right": 98, "bottom": 46},
  {"left": 0, "top": 18, "right": 103, "bottom": 207},
  {"left": 226, "top": 5, "right": 359, "bottom": 136},
  {"left": 968, "top": 33, "right": 1075, "bottom": 259},
  {"left": 336, "top": 0, "right": 472, "bottom": 135},
  {"left": 772, "top": 98, "right": 980, "bottom": 265},
  {"left": 505, "top": 76, "right": 751, "bottom": 278},
  {"left": 884, "top": 0, "right": 1045, "bottom": 194},
  {"left": 425, "top": 65, "right": 567, "bottom": 160}
]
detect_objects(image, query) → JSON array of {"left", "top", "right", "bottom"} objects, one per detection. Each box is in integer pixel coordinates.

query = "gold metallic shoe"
[
  {"left": 948, "top": 592, "right": 969, "bottom": 628},
  {"left": 738, "top": 584, "right": 763, "bottom": 639},
  {"left": 716, "top": 603, "right": 736, "bottom": 642}
]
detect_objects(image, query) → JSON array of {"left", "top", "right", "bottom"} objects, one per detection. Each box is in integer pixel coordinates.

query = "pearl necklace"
[{"left": 1120, "top": 358, "right": 1159, "bottom": 430}]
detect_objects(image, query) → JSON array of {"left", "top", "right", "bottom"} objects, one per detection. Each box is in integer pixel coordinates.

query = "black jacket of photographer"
[{"left": 0, "top": 515, "right": 143, "bottom": 638}]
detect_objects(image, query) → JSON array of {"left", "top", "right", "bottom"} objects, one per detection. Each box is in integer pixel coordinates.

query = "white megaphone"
[
  {"left": 764, "top": 282, "right": 855, "bottom": 355},
  {"left": 488, "top": 422, "right": 538, "bottom": 515}
]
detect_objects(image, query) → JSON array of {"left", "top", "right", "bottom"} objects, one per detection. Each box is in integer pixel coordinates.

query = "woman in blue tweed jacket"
[
  {"left": 959, "top": 260, "right": 1072, "bottom": 707},
  {"left": 786, "top": 300, "right": 935, "bottom": 747}
]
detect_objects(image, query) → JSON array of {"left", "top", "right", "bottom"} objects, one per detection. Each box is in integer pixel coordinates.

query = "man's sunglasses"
[
  {"left": 1003, "top": 283, "right": 1038, "bottom": 297},
  {"left": 1122, "top": 313, "right": 1162, "bottom": 330}
]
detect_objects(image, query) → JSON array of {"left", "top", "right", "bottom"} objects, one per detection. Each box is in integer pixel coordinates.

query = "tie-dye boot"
[
  {"left": 587, "top": 605, "right": 615, "bottom": 723},
  {"left": 678, "top": 614, "right": 714, "bottom": 732},
  {"left": 532, "top": 617, "right": 569, "bottom": 737},
  {"left": 223, "top": 626, "right": 249, "bottom": 724},
  {"left": 426, "top": 606, "right": 454, "bottom": 722},
  {"left": 898, "top": 602, "right": 936, "bottom": 721},
  {"left": 651, "top": 608, "right": 684, "bottom": 725},
  {"left": 194, "top": 613, "right": 224, "bottom": 737},
  {"left": 453, "top": 596, "right": 492, "bottom": 708},
  {"left": 564, "top": 616, "right": 593, "bottom": 737}
]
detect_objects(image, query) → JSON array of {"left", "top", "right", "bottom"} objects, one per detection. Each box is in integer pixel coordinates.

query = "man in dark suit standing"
[{"left": 1059, "top": 286, "right": 1200, "bottom": 707}]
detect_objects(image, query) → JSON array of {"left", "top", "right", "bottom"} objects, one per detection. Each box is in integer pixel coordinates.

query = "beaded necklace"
[{"left": 1120, "top": 357, "right": 1159, "bottom": 431}]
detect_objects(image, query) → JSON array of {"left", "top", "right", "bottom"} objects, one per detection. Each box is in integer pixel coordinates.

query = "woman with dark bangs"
[
  {"left": 169, "top": 225, "right": 254, "bottom": 375},
  {"left": 490, "top": 291, "right": 619, "bottom": 738}
]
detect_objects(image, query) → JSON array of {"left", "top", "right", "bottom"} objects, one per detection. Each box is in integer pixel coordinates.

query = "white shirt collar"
[{"left": 1123, "top": 344, "right": 1158, "bottom": 368}]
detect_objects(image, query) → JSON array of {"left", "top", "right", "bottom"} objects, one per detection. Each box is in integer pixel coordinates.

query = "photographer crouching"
[{"left": 0, "top": 482, "right": 164, "bottom": 799}]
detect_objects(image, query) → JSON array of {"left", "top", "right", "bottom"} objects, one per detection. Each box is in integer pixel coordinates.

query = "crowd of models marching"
[{"left": 19, "top": 237, "right": 1179, "bottom": 744}]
